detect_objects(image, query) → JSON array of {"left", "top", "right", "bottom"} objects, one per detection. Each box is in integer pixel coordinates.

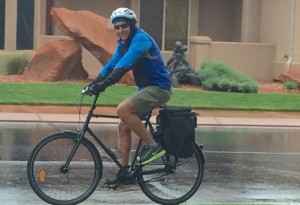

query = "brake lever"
[
  {"left": 81, "top": 87, "right": 88, "bottom": 94},
  {"left": 82, "top": 86, "right": 93, "bottom": 96}
]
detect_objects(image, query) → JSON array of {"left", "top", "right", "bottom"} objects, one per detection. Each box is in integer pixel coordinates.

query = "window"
[
  {"left": 140, "top": 0, "right": 189, "bottom": 51},
  {"left": 164, "top": 0, "right": 189, "bottom": 50},
  {"left": 0, "top": 0, "right": 5, "bottom": 49},
  {"left": 46, "top": 0, "right": 54, "bottom": 35},
  {"left": 140, "top": 0, "right": 164, "bottom": 49},
  {"left": 17, "top": 0, "right": 34, "bottom": 49}
]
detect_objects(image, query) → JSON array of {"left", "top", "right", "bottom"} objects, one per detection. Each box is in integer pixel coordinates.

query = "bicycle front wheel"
[
  {"left": 137, "top": 144, "right": 204, "bottom": 205},
  {"left": 27, "top": 131, "right": 102, "bottom": 205}
]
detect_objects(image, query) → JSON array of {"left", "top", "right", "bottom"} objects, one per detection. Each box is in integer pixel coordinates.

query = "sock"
[{"left": 149, "top": 140, "right": 157, "bottom": 147}]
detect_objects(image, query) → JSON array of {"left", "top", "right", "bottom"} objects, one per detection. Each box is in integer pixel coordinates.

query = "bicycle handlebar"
[
  {"left": 81, "top": 86, "right": 100, "bottom": 96},
  {"left": 81, "top": 86, "right": 91, "bottom": 95}
]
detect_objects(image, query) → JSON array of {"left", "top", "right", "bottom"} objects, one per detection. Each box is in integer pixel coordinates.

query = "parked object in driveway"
[{"left": 167, "top": 41, "right": 201, "bottom": 87}]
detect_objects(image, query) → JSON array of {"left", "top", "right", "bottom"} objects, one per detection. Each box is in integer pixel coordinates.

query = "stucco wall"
[
  {"left": 260, "top": 0, "right": 300, "bottom": 78},
  {"left": 260, "top": 0, "right": 290, "bottom": 60},
  {"left": 189, "top": 36, "right": 276, "bottom": 81},
  {"left": 198, "top": 0, "right": 242, "bottom": 42},
  {"left": 209, "top": 42, "right": 275, "bottom": 81},
  {"left": 293, "top": 0, "right": 300, "bottom": 63}
]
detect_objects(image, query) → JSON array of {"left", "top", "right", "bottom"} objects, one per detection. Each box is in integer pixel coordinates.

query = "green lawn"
[{"left": 1, "top": 82, "right": 300, "bottom": 111}]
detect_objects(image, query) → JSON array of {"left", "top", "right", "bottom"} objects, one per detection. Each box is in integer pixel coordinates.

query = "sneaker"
[
  {"left": 103, "top": 166, "right": 134, "bottom": 189},
  {"left": 138, "top": 144, "right": 166, "bottom": 165}
]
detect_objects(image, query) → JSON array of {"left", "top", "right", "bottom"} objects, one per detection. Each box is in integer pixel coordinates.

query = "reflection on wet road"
[{"left": 1, "top": 122, "right": 300, "bottom": 204}]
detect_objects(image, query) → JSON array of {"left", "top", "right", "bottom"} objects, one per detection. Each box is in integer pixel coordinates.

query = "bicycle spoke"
[
  {"left": 137, "top": 148, "right": 204, "bottom": 204},
  {"left": 27, "top": 132, "right": 102, "bottom": 205}
]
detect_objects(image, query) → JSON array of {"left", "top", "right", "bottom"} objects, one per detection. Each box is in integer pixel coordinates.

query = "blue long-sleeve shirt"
[{"left": 100, "top": 27, "right": 171, "bottom": 90}]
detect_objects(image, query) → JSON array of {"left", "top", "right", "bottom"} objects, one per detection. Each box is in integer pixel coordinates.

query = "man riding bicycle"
[{"left": 86, "top": 8, "right": 172, "bottom": 185}]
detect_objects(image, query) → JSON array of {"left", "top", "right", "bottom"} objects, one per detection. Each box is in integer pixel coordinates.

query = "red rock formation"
[
  {"left": 23, "top": 39, "right": 88, "bottom": 81},
  {"left": 51, "top": 7, "right": 135, "bottom": 85},
  {"left": 51, "top": 7, "right": 117, "bottom": 65}
]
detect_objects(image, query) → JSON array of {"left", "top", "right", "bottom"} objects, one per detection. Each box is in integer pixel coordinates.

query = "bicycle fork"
[
  {"left": 59, "top": 131, "right": 86, "bottom": 173},
  {"left": 60, "top": 94, "right": 100, "bottom": 173}
]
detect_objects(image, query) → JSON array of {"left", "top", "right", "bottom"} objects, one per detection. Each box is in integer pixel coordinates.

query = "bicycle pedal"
[
  {"left": 102, "top": 178, "right": 120, "bottom": 190},
  {"left": 109, "top": 183, "right": 119, "bottom": 190},
  {"left": 102, "top": 182, "right": 119, "bottom": 190},
  {"left": 122, "top": 178, "right": 136, "bottom": 185}
]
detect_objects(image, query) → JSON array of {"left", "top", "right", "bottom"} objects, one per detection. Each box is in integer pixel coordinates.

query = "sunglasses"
[{"left": 114, "top": 23, "right": 129, "bottom": 30}]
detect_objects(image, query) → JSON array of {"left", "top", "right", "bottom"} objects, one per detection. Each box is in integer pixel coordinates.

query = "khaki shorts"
[{"left": 129, "top": 86, "right": 172, "bottom": 115}]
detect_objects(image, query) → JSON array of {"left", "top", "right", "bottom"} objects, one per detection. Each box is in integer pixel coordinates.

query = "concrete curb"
[{"left": 1, "top": 112, "right": 300, "bottom": 127}]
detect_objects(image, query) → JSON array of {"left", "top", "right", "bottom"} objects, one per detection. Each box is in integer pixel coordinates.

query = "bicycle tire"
[
  {"left": 137, "top": 144, "right": 204, "bottom": 205},
  {"left": 27, "top": 131, "right": 102, "bottom": 205}
]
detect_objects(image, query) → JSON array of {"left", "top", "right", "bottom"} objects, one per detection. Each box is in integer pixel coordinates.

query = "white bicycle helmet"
[{"left": 110, "top": 8, "right": 137, "bottom": 24}]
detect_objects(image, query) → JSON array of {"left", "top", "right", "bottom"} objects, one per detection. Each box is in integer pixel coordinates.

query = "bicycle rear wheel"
[
  {"left": 27, "top": 131, "right": 102, "bottom": 205},
  {"left": 137, "top": 144, "right": 204, "bottom": 205}
]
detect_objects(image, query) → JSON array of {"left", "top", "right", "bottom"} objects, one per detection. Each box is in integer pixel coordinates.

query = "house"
[{"left": 0, "top": 0, "right": 299, "bottom": 81}]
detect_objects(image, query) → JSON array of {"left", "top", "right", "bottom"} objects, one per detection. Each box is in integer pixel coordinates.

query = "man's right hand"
[
  {"left": 88, "top": 74, "right": 105, "bottom": 87},
  {"left": 89, "top": 80, "right": 109, "bottom": 94},
  {"left": 82, "top": 79, "right": 110, "bottom": 95}
]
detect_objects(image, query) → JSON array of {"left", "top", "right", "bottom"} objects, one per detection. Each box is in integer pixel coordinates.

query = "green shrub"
[
  {"left": 5, "top": 56, "right": 29, "bottom": 75},
  {"left": 198, "top": 60, "right": 258, "bottom": 93},
  {"left": 284, "top": 81, "right": 297, "bottom": 90}
]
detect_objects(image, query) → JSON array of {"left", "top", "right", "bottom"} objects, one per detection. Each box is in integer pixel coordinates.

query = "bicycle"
[{"left": 27, "top": 87, "right": 205, "bottom": 205}]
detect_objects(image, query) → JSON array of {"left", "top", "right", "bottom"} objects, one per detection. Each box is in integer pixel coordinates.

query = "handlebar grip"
[{"left": 82, "top": 86, "right": 93, "bottom": 95}]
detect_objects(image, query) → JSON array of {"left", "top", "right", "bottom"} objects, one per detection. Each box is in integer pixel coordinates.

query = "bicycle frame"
[
  {"left": 27, "top": 90, "right": 205, "bottom": 205},
  {"left": 63, "top": 92, "right": 156, "bottom": 175}
]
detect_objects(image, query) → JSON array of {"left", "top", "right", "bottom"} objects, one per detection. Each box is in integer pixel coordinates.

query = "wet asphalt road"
[{"left": 1, "top": 123, "right": 300, "bottom": 204}]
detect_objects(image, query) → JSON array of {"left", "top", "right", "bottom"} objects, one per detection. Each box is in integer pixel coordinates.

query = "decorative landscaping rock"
[{"left": 23, "top": 39, "right": 88, "bottom": 81}]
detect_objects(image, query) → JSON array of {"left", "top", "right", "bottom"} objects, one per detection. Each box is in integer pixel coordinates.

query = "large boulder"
[
  {"left": 51, "top": 7, "right": 135, "bottom": 85},
  {"left": 23, "top": 39, "right": 88, "bottom": 81},
  {"left": 51, "top": 7, "right": 117, "bottom": 66}
]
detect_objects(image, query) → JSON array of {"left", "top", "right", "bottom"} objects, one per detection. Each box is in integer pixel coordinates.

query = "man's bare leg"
[
  {"left": 117, "top": 98, "right": 165, "bottom": 166},
  {"left": 116, "top": 99, "right": 153, "bottom": 144},
  {"left": 118, "top": 120, "right": 131, "bottom": 166}
]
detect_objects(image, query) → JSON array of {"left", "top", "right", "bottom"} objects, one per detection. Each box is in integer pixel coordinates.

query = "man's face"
[{"left": 114, "top": 21, "right": 131, "bottom": 40}]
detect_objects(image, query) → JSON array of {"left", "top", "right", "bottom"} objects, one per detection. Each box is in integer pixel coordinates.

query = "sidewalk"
[{"left": 1, "top": 105, "right": 300, "bottom": 127}]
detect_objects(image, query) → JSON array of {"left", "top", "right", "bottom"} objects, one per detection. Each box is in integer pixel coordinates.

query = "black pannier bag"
[{"left": 155, "top": 107, "right": 197, "bottom": 158}]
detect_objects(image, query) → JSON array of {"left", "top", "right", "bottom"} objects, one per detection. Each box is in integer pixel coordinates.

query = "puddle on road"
[
  {"left": 1, "top": 122, "right": 300, "bottom": 160},
  {"left": 198, "top": 126, "right": 300, "bottom": 153},
  {"left": 1, "top": 122, "right": 300, "bottom": 204}
]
